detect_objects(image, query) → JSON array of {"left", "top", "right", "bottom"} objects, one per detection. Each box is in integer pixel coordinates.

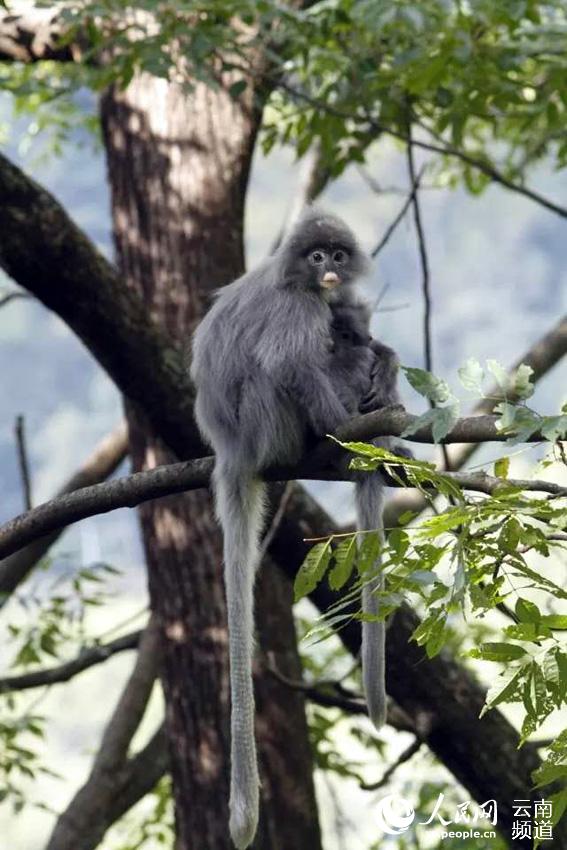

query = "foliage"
[
  {"left": 2, "top": 0, "right": 567, "bottom": 191},
  {"left": 0, "top": 560, "right": 121, "bottom": 812},
  {"left": 295, "top": 361, "right": 567, "bottom": 824}
]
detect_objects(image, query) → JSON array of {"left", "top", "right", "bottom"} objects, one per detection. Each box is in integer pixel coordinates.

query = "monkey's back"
[{"left": 191, "top": 266, "right": 324, "bottom": 470}]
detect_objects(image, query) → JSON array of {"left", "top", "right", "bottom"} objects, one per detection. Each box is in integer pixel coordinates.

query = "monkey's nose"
[{"left": 321, "top": 271, "right": 341, "bottom": 289}]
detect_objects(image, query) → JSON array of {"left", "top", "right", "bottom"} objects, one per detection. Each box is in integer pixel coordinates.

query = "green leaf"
[
  {"left": 540, "top": 415, "right": 567, "bottom": 441},
  {"left": 532, "top": 763, "right": 567, "bottom": 788},
  {"left": 328, "top": 537, "right": 357, "bottom": 591},
  {"left": 498, "top": 517, "right": 522, "bottom": 553},
  {"left": 541, "top": 615, "right": 567, "bottom": 630},
  {"left": 515, "top": 598, "right": 541, "bottom": 624},
  {"left": 401, "top": 366, "right": 452, "bottom": 404},
  {"left": 482, "top": 666, "right": 525, "bottom": 715},
  {"left": 458, "top": 358, "right": 484, "bottom": 394},
  {"left": 511, "top": 364, "right": 534, "bottom": 400},
  {"left": 401, "top": 403, "right": 460, "bottom": 444},
  {"left": 469, "top": 642, "right": 527, "bottom": 662},
  {"left": 487, "top": 359, "right": 509, "bottom": 389},
  {"left": 294, "top": 540, "right": 332, "bottom": 601},
  {"left": 425, "top": 617, "right": 447, "bottom": 658},
  {"left": 228, "top": 80, "right": 248, "bottom": 100},
  {"left": 494, "top": 457, "right": 509, "bottom": 479},
  {"left": 357, "top": 532, "right": 381, "bottom": 575}
]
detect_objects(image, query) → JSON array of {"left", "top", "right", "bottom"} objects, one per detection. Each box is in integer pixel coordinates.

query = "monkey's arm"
[
  {"left": 359, "top": 340, "right": 402, "bottom": 414},
  {"left": 285, "top": 362, "right": 351, "bottom": 435}
]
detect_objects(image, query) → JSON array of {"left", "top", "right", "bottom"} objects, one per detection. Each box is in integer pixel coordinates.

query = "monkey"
[{"left": 191, "top": 208, "right": 403, "bottom": 849}]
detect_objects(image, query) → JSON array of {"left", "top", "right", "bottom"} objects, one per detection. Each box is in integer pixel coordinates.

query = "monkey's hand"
[{"left": 359, "top": 340, "right": 401, "bottom": 414}]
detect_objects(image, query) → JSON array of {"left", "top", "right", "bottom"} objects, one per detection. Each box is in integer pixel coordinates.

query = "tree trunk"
[{"left": 100, "top": 75, "right": 321, "bottom": 850}]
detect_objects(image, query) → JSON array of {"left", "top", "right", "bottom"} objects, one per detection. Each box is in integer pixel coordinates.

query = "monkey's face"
[{"left": 286, "top": 244, "right": 359, "bottom": 294}]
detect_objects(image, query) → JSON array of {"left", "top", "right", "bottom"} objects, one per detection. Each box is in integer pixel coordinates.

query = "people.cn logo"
[{"left": 376, "top": 794, "right": 415, "bottom": 835}]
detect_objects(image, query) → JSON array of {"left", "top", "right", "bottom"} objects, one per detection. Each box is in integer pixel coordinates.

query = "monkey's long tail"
[
  {"left": 355, "top": 474, "right": 387, "bottom": 729},
  {"left": 214, "top": 459, "right": 267, "bottom": 850}
]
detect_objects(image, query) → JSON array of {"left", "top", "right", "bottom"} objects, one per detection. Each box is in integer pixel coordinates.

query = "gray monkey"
[{"left": 191, "top": 208, "right": 401, "bottom": 849}]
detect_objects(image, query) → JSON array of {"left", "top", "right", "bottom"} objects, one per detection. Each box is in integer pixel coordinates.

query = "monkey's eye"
[
  {"left": 309, "top": 250, "right": 326, "bottom": 265},
  {"left": 333, "top": 250, "right": 347, "bottom": 264}
]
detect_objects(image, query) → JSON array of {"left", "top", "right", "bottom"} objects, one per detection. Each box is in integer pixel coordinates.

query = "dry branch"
[
  {"left": 0, "top": 629, "right": 142, "bottom": 694},
  {"left": 0, "top": 421, "right": 128, "bottom": 598},
  {"left": 46, "top": 621, "right": 162, "bottom": 850}
]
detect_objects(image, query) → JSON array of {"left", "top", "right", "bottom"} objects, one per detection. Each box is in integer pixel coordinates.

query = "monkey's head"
[{"left": 278, "top": 208, "right": 370, "bottom": 296}]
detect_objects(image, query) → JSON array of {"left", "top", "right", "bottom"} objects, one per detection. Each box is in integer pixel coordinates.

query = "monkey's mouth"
[{"left": 320, "top": 272, "right": 341, "bottom": 290}]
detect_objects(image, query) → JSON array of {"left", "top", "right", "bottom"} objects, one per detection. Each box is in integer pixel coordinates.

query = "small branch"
[
  {"left": 271, "top": 139, "right": 329, "bottom": 252},
  {"left": 46, "top": 620, "right": 162, "bottom": 850},
  {"left": 258, "top": 482, "right": 295, "bottom": 564},
  {"left": 406, "top": 136, "right": 433, "bottom": 374},
  {"left": 359, "top": 739, "right": 422, "bottom": 791},
  {"left": 0, "top": 290, "right": 32, "bottom": 309},
  {"left": 93, "top": 620, "right": 161, "bottom": 774},
  {"left": 0, "top": 410, "right": 564, "bottom": 562},
  {"left": 0, "top": 421, "right": 128, "bottom": 599},
  {"left": 406, "top": 134, "right": 452, "bottom": 472},
  {"left": 370, "top": 164, "right": 425, "bottom": 258},
  {"left": 0, "top": 629, "right": 142, "bottom": 694},
  {"left": 14, "top": 414, "right": 32, "bottom": 510},
  {"left": 280, "top": 82, "right": 567, "bottom": 222},
  {"left": 267, "top": 663, "right": 415, "bottom": 732}
]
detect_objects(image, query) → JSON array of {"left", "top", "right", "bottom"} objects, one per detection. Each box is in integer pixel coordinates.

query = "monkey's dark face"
[
  {"left": 279, "top": 210, "right": 369, "bottom": 294},
  {"left": 283, "top": 241, "right": 363, "bottom": 294}
]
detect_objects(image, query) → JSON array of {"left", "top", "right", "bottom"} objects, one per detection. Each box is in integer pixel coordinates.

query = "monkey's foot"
[{"left": 229, "top": 788, "right": 259, "bottom": 849}]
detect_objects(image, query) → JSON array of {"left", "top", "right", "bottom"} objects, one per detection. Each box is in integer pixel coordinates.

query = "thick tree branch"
[
  {"left": 0, "top": 410, "right": 564, "bottom": 562},
  {"left": 0, "top": 421, "right": 128, "bottom": 599},
  {"left": 46, "top": 620, "right": 162, "bottom": 850},
  {"left": 0, "top": 152, "right": 204, "bottom": 461},
  {"left": 0, "top": 629, "right": 142, "bottom": 694}
]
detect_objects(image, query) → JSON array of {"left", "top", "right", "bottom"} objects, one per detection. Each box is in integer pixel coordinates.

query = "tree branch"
[
  {"left": 14, "top": 414, "right": 32, "bottom": 510},
  {"left": 370, "top": 164, "right": 425, "bottom": 258},
  {"left": 0, "top": 421, "right": 128, "bottom": 599},
  {"left": 0, "top": 152, "right": 204, "bottom": 461},
  {"left": 280, "top": 82, "right": 567, "bottom": 221},
  {"left": 0, "top": 410, "right": 563, "bottom": 562},
  {"left": 0, "top": 629, "right": 142, "bottom": 694},
  {"left": 46, "top": 620, "right": 162, "bottom": 850}
]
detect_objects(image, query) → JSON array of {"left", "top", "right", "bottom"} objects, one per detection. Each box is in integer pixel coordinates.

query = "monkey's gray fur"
[{"left": 191, "top": 208, "right": 401, "bottom": 849}]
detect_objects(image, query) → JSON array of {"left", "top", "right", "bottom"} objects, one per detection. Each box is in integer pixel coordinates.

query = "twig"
[
  {"left": 371, "top": 165, "right": 425, "bottom": 258},
  {"left": 0, "top": 629, "right": 142, "bottom": 694},
  {"left": 359, "top": 738, "right": 422, "bottom": 791},
  {"left": 258, "top": 482, "right": 295, "bottom": 563},
  {"left": 0, "top": 421, "right": 128, "bottom": 599},
  {"left": 14, "top": 414, "right": 33, "bottom": 510},
  {"left": 46, "top": 619, "right": 162, "bottom": 850},
  {"left": 406, "top": 137, "right": 432, "bottom": 374},
  {"left": 270, "top": 139, "right": 329, "bottom": 252},
  {"left": 266, "top": 663, "right": 415, "bottom": 732},
  {"left": 0, "top": 290, "right": 32, "bottom": 309},
  {"left": 406, "top": 133, "right": 452, "bottom": 473},
  {"left": 279, "top": 82, "right": 567, "bottom": 221}
]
